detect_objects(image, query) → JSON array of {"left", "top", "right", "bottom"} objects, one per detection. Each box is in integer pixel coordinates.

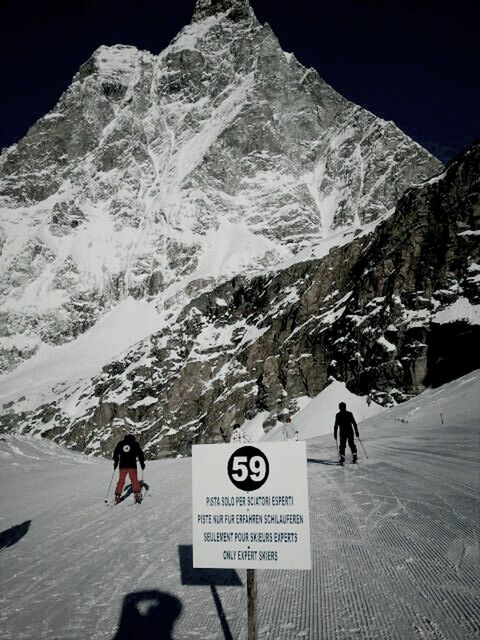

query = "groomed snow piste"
[{"left": 0, "top": 371, "right": 479, "bottom": 639}]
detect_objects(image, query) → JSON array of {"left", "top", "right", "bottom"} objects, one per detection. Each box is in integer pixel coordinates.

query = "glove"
[
  {"left": 355, "top": 432, "right": 359, "bottom": 438},
  {"left": 113, "top": 462, "right": 118, "bottom": 470},
  {"left": 141, "top": 462, "right": 145, "bottom": 470}
]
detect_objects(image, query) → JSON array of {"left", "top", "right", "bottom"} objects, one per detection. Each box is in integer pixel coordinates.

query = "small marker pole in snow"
[
  {"left": 247, "top": 568, "right": 257, "bottom": 640},
  {"left": 436, "top": 400, "right": 444, "bottom": 424},
  {"left": 357, "top": 437, "right": 368, "bottom": 459},
  {"left": 104, "top": 469, "right": 115, "bottom": 503}
]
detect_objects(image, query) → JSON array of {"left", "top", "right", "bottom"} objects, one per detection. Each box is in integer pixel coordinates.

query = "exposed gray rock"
[
  {"left": 0, "top": 0, "right": 441, "bottom": 374},
  {"left": 3, "top": 144, "right": 477, "bottom": 458}
]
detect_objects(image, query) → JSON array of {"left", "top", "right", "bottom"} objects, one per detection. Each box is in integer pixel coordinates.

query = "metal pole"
[
  {"left": 357, "top": 437, "right": 369, "bottom": 459},
  {"left": 247, "top": 568, "right": 257, "bottom": 640},
  {"left": 104, "top": 469, "right": 115, "bottom": 503}
]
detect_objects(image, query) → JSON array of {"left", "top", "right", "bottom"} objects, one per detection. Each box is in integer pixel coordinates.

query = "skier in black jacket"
[
  {"left": 113, "top": 434, "right": 145, "bottom": 503},
  {"left": 334, "top": 402, "right": 359, "bottom": 464}
]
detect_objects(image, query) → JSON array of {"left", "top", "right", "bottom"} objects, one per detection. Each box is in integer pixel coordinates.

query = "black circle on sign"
[{"left": 227, "top": 446, "right": 270, "bottom": 492}]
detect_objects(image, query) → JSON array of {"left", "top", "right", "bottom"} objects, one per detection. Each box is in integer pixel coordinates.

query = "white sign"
[{"left": 192, "top": 441, "right": 311, "bottom": 570}]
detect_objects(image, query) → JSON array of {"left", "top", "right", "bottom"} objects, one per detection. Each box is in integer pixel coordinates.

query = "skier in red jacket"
[{"left": 113, "top": 434, "right": 145, "bottom": 504}]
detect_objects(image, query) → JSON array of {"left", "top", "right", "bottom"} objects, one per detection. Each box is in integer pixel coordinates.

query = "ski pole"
[
  {"left": 357, "top": 436, "right": 369, "bottom": 459},
  {"left": 104, "top": 469, "right": 115, "bottom": 503}
]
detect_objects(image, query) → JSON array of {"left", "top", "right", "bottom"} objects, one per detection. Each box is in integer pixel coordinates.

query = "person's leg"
[
  {"left": 339, "top": 432, "right": 347, "bottom": 461},
  {"left": 128, "top": 468, "right": 141, "bottom": 493},
  {"left": 115, "top": 469, "right": 128, "bottom": 497},
  {"left": 348, "top": 431, "right": 357, "bottom": 460}
]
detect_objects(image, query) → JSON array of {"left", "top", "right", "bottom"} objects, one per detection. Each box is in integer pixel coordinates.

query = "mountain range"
[{"left": 0, "top": 0, "right": 477, "bottom": 457}]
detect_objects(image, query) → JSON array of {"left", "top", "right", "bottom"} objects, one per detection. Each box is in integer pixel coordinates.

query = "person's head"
[
  {"left": 338, "top": 402, "right": 346, "bottom": 411},
  {"left": 284, "top": 415, "right": 291, "bottom": 423},
  {"left": 124, "top": 433, "right": 136, "bottom": 443}
]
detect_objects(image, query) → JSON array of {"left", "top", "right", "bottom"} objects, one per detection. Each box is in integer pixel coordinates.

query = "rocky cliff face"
[
  {"left": 0, "top": 0, "right": 441, "bottom": 376},
  {"left": 2, "top": 143, "right": 477, "bottom": 458}
]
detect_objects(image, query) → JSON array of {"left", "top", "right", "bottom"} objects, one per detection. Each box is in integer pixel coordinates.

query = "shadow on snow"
[
  {"left": 112, "top": 590, "right": 182, "bottom": 640},
  {"left": 116, "top": 481, "right": 150, "bottom": 503},
  {"left": 307, "top": 457, "right": 339, "bottom": 466},
  {"left": 0, "top": 520, "right": 31, "bottom": 551},
  {"left": 112, "top": 546, "right": 242, "bottom": 639},
  {"left": 178, "top": 545, "right": 242, "bottom": 640}
]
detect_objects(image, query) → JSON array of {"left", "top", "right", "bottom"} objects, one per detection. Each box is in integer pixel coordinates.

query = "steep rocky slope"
[
  {"left": 0, "top": 0, "right": 441, "bottom": 375},
  {"left": 2, "top": 143, "right": 477, "bottom": 458}
]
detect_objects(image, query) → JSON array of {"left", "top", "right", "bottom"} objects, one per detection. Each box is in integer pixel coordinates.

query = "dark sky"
[{"left": 0, "top": 0, "right": 478, "bottom": 163}]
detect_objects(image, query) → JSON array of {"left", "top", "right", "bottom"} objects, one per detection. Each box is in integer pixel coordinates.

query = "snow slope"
[
  {"left": 0, "top": 371, "right": 478, "bottom": 639},
  {"left": 261, "top": 379, "right": 385, "bottom": 442},
  {"left": 0, "top": 297, "right": 162, "bottom": 411}
]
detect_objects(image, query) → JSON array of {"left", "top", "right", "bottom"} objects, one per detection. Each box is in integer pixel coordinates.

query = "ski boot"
[
  {"left": 134, "top": 491, "right": 143, "bottom": 504},
  {"left": 339, "top": 455, "right": 345, "bottom": 466},
  {"left": 114, "top": 493, "right": 122, "bottom": 504},
  {"left": 352, "top": 453, "right": 357, "bottom": 464}
]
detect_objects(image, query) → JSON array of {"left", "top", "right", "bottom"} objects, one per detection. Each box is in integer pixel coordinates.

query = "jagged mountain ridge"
[
  {"left": 0, "top": 0, "right": 441, "bottom": 376},
  {"left": 3, "top": 143, "right": 477, "bottom": 458}
]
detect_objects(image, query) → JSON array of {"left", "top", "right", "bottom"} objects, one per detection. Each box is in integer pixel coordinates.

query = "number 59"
[
  {"left": 231, "top": 455, "right": 267, "bottom": 482},
  {"left": 228, "top": 447, "right": 270, "bottom": 491}
]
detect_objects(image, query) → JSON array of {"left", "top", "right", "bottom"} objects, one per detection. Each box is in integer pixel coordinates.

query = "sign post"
[
  {"left": 192, "top": 441, "right": 311, "bottom": 638},
  {"left": 247, "top": 568, "right": 257, "bottom": 640}
]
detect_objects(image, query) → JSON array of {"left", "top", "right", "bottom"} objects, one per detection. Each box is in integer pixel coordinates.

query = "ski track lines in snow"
[
  {"left": 303, "top": 442, "right": 479, "bottom": 640},
  {"left": 0, "top": 418, "right": 479, "bottom": 640}
]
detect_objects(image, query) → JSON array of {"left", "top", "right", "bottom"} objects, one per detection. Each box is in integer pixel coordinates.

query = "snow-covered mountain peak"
[
  {"left": 87, "top": 44, "right": 146, "bottom": 80},
  {"left": 192, "top": 0, "right": 255, "bottom": 23},
  {"left": 73, "top": 44, "right": 157, "bottom": 95},
  {"left": 0, "top": 0, "right": 442, "bottom": 388}
]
